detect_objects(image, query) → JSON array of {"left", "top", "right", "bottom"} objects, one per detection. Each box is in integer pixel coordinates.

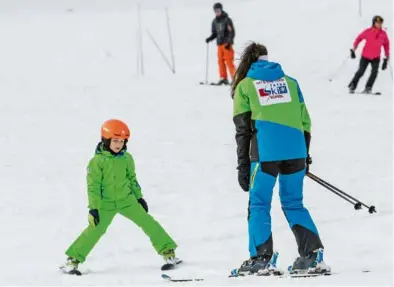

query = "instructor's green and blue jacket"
[
  {"left": 87, "top": 144, "right": 143, "bottom": 210},
  {"left": 233, "top": 60, "right": 311, "bottom": 165}
]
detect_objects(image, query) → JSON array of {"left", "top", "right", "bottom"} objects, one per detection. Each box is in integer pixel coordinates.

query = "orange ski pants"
[{"left": 217, "top": 44, "right": 236, "bottom": 80}]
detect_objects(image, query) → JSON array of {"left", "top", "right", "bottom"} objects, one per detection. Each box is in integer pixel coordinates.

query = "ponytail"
[{"left": 231, "top": 42, "right": 268, "bottom": 98}]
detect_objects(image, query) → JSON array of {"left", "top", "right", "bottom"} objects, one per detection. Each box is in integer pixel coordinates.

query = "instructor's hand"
[
  {"left": 88, "top": 209, "right": 100, "bottom": 227},
  {"left": 306, "top": 155, "right": 312, "bottom": 174},
  {"left": 237, "top": 165, "right": 250, "bottom": 192}
]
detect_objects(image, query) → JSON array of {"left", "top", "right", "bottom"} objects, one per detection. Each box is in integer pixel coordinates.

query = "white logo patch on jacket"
[{"left": 254, "top": 77, "right": 292, "bottom": 106}]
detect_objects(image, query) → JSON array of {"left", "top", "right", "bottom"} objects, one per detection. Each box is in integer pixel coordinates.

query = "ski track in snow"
[{"left": 0, "top": 0, "right": 392, "bottom": 285}]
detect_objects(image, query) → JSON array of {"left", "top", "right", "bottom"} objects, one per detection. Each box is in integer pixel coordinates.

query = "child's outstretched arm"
[
  {"left": 126, "top": 154, "right": 143, "bottom": 200},
  {"left": 87, "top": 157, "right": 102, "bottom": 209}
]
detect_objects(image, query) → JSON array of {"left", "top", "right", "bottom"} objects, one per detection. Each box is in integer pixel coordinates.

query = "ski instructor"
[
  {"left": 205, "top": 2, "right": 236, "bottom": 86},
  {"left": 348, "top": 15, "right": 390, "bottom": 94},
  {"left": 232, "top": 43, "right": 330, "bottom": 275}
]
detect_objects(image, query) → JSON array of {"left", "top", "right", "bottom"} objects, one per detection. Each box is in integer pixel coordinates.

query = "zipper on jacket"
[{"left": 250, "top": 163, "right": 260, "bottom": 190}]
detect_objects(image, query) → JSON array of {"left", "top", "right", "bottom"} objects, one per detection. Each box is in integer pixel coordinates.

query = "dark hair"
[
  {"left": 231, "top": 42, "right": 268, "bottom": 98},
  {"left": 213, "top": 2, "right": 223, "bottom": 10},
  {"left": 372, "top": 15, "right": 384, "bottom": 26}
]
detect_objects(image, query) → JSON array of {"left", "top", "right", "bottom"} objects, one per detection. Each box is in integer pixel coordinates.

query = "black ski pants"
[{"left": 349, "top": 57, "right": 380, "bottom": 89}]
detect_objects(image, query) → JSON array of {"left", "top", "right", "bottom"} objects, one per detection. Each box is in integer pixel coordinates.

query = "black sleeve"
[
  {"left": 304, "top": 131, "right": 311, "bottom": 154},
  {"left": 206, "top": 19, "right": 217, "bottom": 41},
  {"left": 225, "top": 17, "right": 235, "bottom": 44},
  {"left": 234, "top": 111, "right": 252, "bottom": 168}
]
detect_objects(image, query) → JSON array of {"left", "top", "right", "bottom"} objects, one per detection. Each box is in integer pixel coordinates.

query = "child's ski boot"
[
  {"left": 362, "top": 87, "right": 372, "bottom": 94},
  {"left": 289, "top": 248, "right": 331, "bottom": 276},
  {"left": 161, "top": 249, "right": 182, "bottom": 271},
  {"left": 60, "top": 257, "right": 81, "bottom": 276}
]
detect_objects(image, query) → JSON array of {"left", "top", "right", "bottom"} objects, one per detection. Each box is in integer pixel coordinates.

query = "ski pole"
[
  {"left": 307, "top": 172, "right": 376, "bottom": 213},
  {"left": 328, "top": 56, "right": 350, "bottom": 82},
  {"left": 204, "top": 43, "right": 209, "bottom": 84},
  {"left": 307, "top": 173, "right": 360, "bottom": 209}
]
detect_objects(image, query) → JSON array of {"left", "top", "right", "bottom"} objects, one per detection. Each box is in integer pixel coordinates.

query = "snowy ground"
[{"left": 0, "top": 0, "right": 393, "bottom": 285}]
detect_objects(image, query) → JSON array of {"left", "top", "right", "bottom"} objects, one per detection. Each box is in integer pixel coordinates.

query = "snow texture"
[{"left": 0, "top": 0, "right": 392, "bottom": 285}]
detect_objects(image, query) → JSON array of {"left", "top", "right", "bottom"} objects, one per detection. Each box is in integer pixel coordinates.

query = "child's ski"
[
  {"left": 161, "top": 274, "right": 204, "bottom": 282},
  {"left": 59, "top": 267, "right": 82, "bottom": 276}
]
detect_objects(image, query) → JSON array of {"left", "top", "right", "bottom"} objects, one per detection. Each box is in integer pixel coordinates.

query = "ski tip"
[
  {"left": 60, "top": 267, "right": 82, "bottom": 276},
  {"left": 161, "top": 274, "right": 171, "bottom": 280}
]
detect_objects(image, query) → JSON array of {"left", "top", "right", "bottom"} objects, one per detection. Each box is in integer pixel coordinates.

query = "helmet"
[
  {"left": 213, "top": 2, "right": 223, "bottom": 10},
  {"left": 101, "top": 119, "right": 130, "bottom": 140},
  {"left": 372, "top": 15, "right": 384, "bottom": 26}
]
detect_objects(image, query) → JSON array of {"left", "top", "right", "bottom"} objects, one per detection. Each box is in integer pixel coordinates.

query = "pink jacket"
[{"left": 353, "top": 27, "right": 390, "bottom": 60}]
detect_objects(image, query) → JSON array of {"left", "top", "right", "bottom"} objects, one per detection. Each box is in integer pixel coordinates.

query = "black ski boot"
[
  {"left": 253, "top": 252, "right": 282, "bottom": 276},
  {"left": 289, "top": 248, "right": 331, "bottom": 275},
  {"left": 250, "top": 254, "right": 271, "bottom": 274},
  {"left": 237, "top": 257, "right": 257, "bottom": 274},
  {"left": 348, "top": 83, "right": 356, "bottom": 94},
  {"left": 216, "top": 78, "right": 229, "bottom": 86},
  {"left": 362, "top": 87, "right": 372, "bottom": 94}
]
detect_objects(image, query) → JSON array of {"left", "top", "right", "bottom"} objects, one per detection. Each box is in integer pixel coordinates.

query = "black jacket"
[{"left": 207, "top": 11, "right": 235, "bottom": 46}]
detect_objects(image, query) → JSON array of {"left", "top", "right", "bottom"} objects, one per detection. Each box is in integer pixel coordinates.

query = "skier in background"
[
  {"left": 60, "top": 119, "right": 179, "bottom": 275},
  {"left": 232, "top": 42, "right": 330, "bottom": 275},
  {"left": 349, "top": 15, "right": 390, "bottom": 94},
  {"left": 205, "top": 2, "right": 236, "bottom": 85}
]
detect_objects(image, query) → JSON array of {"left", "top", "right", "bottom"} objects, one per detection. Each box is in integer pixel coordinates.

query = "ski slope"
[{"left": 0, "top": 0, "right": 392, "bottom": 285}]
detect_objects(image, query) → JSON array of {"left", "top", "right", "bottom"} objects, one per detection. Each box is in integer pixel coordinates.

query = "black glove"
[
  {"left": 304, "top": 131, "right": 312, "bottom": 174},
  {"left": 237, "top": 165, "right": 250, "bottom": 192},
  {"left": 205, "top": 35, "right": 215, "bottom": 43},
  {"left": 88, "top": 209, "right": 100, "bottom": 227},
  {"left": 382, "top": 58, "right": 388, "bottom": 70},
  {"left": 138, "top": 198, "right": 149, "bottom": 213},
  {"left": 350, "top": 49, "right": 356, "bottom": 59},
  {"left": 224, "top": 43, "right": 231, "bottom": 50},
  {"left": 306, "top": 155, "right": 312, "bottom": 174}
]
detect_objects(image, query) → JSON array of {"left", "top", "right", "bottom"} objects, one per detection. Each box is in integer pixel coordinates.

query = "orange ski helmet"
[{"left": 101, "top": 119, "right": 130, "bottom": 140}]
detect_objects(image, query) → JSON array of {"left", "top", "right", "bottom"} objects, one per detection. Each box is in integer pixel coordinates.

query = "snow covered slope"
[{"left": 0, "top": 0, "right": 392, "bottom": 285}]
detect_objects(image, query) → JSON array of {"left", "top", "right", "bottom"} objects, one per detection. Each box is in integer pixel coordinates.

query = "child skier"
[
  {"left": 232, "top": 43, "right": 330, "bottom": 276},
  {"left": 348, "top": 15, "right": 390, "bottom": 94},
  {"left": 60, "top": 119, "right": 180, "bottom": 275},
  {"left": 205, "top": 2, "right": 236, "bottom": 85}
]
